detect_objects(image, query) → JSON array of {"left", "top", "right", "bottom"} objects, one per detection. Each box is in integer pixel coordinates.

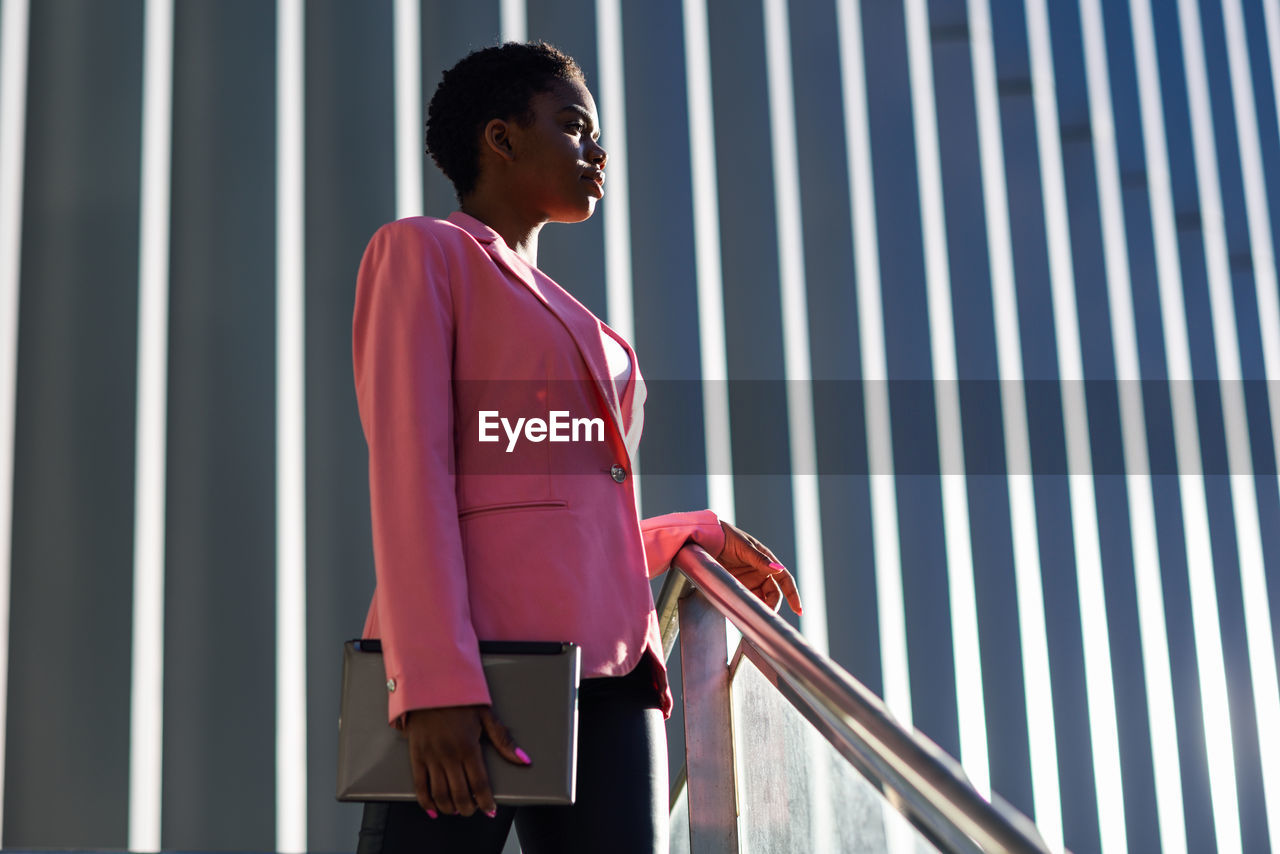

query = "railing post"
[{"left": 678, "top": 588, "right": 739, "bottom": 853}]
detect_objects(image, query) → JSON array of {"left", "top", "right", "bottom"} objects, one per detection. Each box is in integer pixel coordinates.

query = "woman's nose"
[{"left": 589, "top": 141, "right": 607, "bottom": 167}]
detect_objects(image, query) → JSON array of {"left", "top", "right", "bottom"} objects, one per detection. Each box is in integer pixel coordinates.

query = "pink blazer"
[{"left": 353, "top": 211, "right": 725, "bottom": 723}]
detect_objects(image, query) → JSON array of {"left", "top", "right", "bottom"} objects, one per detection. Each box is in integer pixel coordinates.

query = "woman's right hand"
[{"left": 404, "top": 704, "right": 530, "bottom": 818}]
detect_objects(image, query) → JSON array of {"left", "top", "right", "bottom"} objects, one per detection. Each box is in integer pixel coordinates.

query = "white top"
[{"left": 601, "top": 330, "right": 632, "bottom": 405}]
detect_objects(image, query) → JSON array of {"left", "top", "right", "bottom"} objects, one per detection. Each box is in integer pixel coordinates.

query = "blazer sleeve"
[
  {"left": 639, "top": 509, "right": 727, "bottom": 579},
  {"left": 353, "top": 220, "right": 491, "bottom": 723}
]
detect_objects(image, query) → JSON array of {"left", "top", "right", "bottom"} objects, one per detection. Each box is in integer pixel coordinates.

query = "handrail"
[{"left": 658, "top": 544, "right": 1060, "bottom": 854}]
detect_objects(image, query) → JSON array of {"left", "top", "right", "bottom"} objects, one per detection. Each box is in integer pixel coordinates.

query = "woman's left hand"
[{"left": 715, "top": 520, "right": 803, "bottom": 616}]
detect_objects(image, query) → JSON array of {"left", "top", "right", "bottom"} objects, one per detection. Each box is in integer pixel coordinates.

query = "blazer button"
[
  {"left": 386, "top": 678, "right": 396, "bottom": 692},
  {"left": 610, "top": 463, "right": 627, "bottom": 483}
]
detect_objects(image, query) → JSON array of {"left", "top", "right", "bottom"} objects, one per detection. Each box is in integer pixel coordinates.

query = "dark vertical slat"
[
  {"left": 986, "top": 0, "right": 1104, "bottom": 847},
  {"left": 1244, "top": 0, "right": 1280, "bottom": 271},
  {"left": 930, "top": 1, "right": 1040, "bottom": 819},
  {"left": 617, "top": 0, "right": 708, "bottom": 522},
  {"left": 303, "top": 1, "right": 396, "bottom": 848},
  {"left": 616, "top": 0, "right": 704, "bottom": 787},
  {"left": 1200, "top": 0, "right": 1256, "bottom": 272},
  {"left": 785, "top": 0, "right": 883, "bottom": 701},
  {"left": 617, "top": 0, "right": 697, "bottom": 378},
  {"left": 419, "top": 0, "right": 501, "bottom": 220},
  {"left": 860, "top": 0, "right": 960, "bottom": 759},
  {"left": 1193, "top": 2, "right": 1275, "bottom": 842},
  {"left": 4, "top": 1, "right": 143, "bottom": 846},
  {"left": 162, "top": 1, "right": 276, "bottom": 847},
  {"left": 1203, "top": 464, "right": 1268, "bottom": 854},
  {"left": 1163, "top": 133, "right": 1242, "bottom": 854},
  {"left": 1146, "top": 3, "right": 1248, "bottom": 851},
  {"left": 1099, "top": 0, "right": 1172, "bottom": 384},
  {"left": 1092, "top": 459, "right": 1162, "bottom": 853},
  {"left": 1152, "top": 3, "right": 1221, "bottom": 387},
  {"left": 1145, "top": 471, "right": 1207, "bottom": 845},
  {"left": 1248, "top": 0, "right": 1280, "bottom": 641},
  {"left": 1107, "top": 26, "right": 1197, "bottom": 830},
  {"left": 525, "top": 0, "right": 608, "bottom": 319},
  {"left": 1045, "top": 0, "right": 1169, "bottom": 849},
  {"left": 701, "top": 0, "right": 798, "bottom": 640}
]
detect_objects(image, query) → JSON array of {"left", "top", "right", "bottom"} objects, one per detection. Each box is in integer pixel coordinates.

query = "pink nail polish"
[
  {"left": 485, "top": 808, "right": 497, "bottom": 818},
  {"left": 515, "top": 747, "right": 532, "bottom": 764},
  {"left": 426, "top": 809, "right": 438, "bottom": 819},
  {"left": 768, "top": 561, "right": 787, "bottom": 572}
]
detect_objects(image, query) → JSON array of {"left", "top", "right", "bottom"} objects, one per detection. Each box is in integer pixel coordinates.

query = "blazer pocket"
[{"left": 457, "top": 498, "right": 568, "bottom": 521}]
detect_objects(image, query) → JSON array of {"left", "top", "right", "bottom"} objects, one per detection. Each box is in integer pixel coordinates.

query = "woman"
[{"left": 353, "top": 42, "right": 802, "bottom": 854}]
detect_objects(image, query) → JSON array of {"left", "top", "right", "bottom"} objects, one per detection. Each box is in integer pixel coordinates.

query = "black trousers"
[{"left": 357, "top": 657, "right": 670, "bottom": 854}]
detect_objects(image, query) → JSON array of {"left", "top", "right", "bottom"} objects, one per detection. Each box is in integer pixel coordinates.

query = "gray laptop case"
[{"left": 336, "top": 639, "right": 580, "bottom": 805}]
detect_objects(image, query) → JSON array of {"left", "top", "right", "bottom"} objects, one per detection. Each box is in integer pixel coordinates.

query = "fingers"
[
  {"left": 748, "top": 535, "right": 782, "bottom": 567},
  {"left": 421, "top": 749, "right": 498, "bottom": 819},
  {"left": 746, "top": 531, "right": 803, "bottom": 616},
  {"left": 480, "top": 709, "right": 532, "bottom": 767},
  {"left": 769, "top": 564, "right": 804, "bottom": 616},
  {"left": 743, "top": 577, "right": 780, "bottom": 610},
  {"left": 462, "top": 749, "right": 498, "bottom": 816},
  {"left": 722, "top": 522, "right": 804, "bottom": 616},
  {"left": 425, "top": 758, "right": 456, "bottom": 816},
  {"left": 759, "top": 576, "right": 783, "bottom": 611},
  {"left": 443, "top": 759, "right": 477, "bottom": 817},
  {"left": 404, "top": 705, "right": 519, "bottom": 820},
  {"left": 735, "top": 566, "right": 795, "bottom": 614},
  {"left": 410, "top": 749, "right": 439, "bottom": 818}
]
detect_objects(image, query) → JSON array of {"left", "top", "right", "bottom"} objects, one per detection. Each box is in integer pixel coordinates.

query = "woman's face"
[{"left": 504, "top": 77, "right": 608, "bottom": 222}]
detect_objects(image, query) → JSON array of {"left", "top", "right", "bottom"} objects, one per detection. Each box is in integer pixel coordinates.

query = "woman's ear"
[{"left": 482, "top": 118, "right": 515, "bottom": 161}]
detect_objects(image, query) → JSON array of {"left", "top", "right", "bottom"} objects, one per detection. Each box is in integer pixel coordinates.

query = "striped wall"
[{"left": 1, "top": 0, "right": 1278, "bottom": 852}]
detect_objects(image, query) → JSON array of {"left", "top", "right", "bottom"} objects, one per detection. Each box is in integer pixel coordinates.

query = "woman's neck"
[{"left": 459, "top": 194, "right": 545, "bottom": 266}]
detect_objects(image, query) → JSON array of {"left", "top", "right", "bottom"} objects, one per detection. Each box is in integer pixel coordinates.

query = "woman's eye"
[{"left": 566, "top": 122, "right": 584, "bottom": 133}]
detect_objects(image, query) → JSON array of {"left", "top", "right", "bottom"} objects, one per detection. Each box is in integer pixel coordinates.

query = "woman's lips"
[{"left": 582, "top": 173, "right": 604, "bottom": 198}]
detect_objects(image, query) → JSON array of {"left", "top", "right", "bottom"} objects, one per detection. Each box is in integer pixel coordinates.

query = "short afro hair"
[{"left": 426, "top": 41, "right": 586, "bottom": 201}]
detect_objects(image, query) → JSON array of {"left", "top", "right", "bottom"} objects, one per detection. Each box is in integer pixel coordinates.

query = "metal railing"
[{"left": 657, "top": 544, "right": 1062, "bottom": 854}]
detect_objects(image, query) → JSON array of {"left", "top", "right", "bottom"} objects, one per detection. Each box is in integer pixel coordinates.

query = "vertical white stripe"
[
  {"left": 594, "top": 0, "right": 637, "bottom": 512},
  {"left": 1128, "top": 1, "right": 1243, "bottom": 851},
  {"left": 1214, "top": 4, "right": 1280, "bottom": 848},
  {"left": 500, "top": 0, "right": 526, "bottom": 43},
  {"left": 1076, "top": 1, "right": 1188, "bottom": 851},
  {"left": 128, "top": 0, "right": 172, "bottom": 849},
  {"left": 762, "top": 0, "right": 827, "bottom": 658},
  {"left": 901, "top": 0, "right": 989, "bottom": 798},
  {"left": 594, "top": 0, "right": 633, "bottom": 342},
  {"left": 833, "top": 0, "right": 910, "bottom": 734},
  {"left": 966, "top": 0, "right": 1063, "bottom": 843},
  {"left": 834, "top": 8, "right": 910, "bottom": 850},
  {"left": 393, "top": 0, "right": 422, "bottom": 219},
  {"left": 1255, "top": 4, "right": 1280, "bottom": 508},
  {"left": 275, "top": 0, "right": 307, "bottom": 850},
  {"left": 1023, "top": 0, "right": 1128, "bottom": 850},
  {"left": 760, "top": 0, "right": 831, "bottom": 848},
  {"left": 0, "top": 0, "right": 29, "bottom": 841},
  {"left": 681, "top": 0, "right": 735, "bottom": 525},
  {"left": 1179, "top": 1, "right": 1280, "bottom": 849},
  {"left": 1262, "top": 0, "right": 1280, "bottom": 487}
]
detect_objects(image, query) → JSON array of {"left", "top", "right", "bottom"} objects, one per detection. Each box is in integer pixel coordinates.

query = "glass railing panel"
[
  {"left": 730, "top": 651, "right": 942, "bottom": 854},
  {"left": 670, "top": 779, "right": 692, "bottom": 854}
]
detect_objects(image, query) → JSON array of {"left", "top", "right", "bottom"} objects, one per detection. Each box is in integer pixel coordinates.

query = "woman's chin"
[{"left": 555, "top": 200, "right": 598, "bottom": 223}]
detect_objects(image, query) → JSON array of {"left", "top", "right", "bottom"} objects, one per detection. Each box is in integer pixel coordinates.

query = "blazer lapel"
[
  {"left": 599, "top": 322, "right": 640, "bottom": 427},
  {"left": 447, "top": 212, "right": 627, "bottom": 439},
  {"left": 601, "top": 323, "right": 645, "bottom": 462}
]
